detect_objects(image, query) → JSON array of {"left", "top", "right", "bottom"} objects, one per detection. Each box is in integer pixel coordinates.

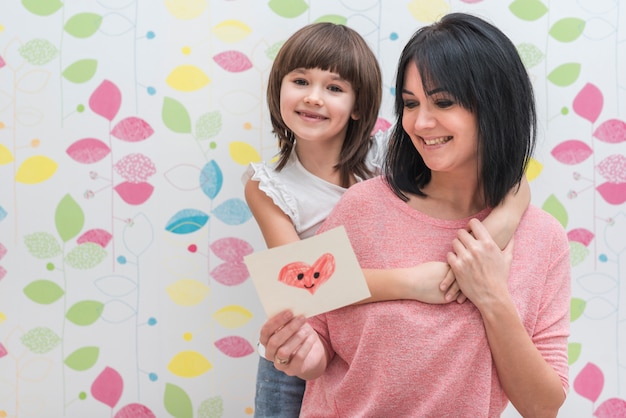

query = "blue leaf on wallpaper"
[
  {"left": 165, "top": 209, "right": 209, "bottom": 234},
  {"left": 212, "top": 198, "right": 251, "bottom": 225},
  {"left": 200, "top": 160, "right": 223, "bottom": 200},
  {"left": 0, "top": 206, "right": 6, "bottom": 222}
]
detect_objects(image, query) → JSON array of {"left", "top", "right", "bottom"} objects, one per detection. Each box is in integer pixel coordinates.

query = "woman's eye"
[
  {"left": 436, "top": 100, "right": 454, "bottom": 108},
  {"left": 403, "top": 100, "right": 418, "bottom": 109}
]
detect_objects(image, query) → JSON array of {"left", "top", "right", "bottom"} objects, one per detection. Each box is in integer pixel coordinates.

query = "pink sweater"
[{"left": 303, "top": 176, "right": 570, "bottom": 417}]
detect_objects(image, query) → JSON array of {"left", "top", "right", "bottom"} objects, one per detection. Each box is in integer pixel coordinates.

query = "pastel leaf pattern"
[
  {"left": 22, "top": 0, "right": 63, "bottom": 16},
  {"left": 214, "top": 336, "right": 254, "bottom": 358},
  {"left": 268, "top": 0, "right": 309, "bottom": 18},
  {"left": 407, "top": 0, "right": 450, "bottom": 23},
  {"left": 91, "top": 367, "right": 123, "bottom": 408},
  {"left": 164, "top": 383, "right": 194, "bottom": 418},
  {"left": 568, "top": 342, "right": 581, "bottom": 365},
  {"left": 229, "top": 141, "right": 261, "bottom": 165},
  {"left": 114, "top": 182, "right": 154, "bottom": 205},
  {"left": 547, "top": 63, "right": 581, "bottom": 87},
  {"left": 212, "top": 19, "right": 252, "bottom": 43},
  {"left": 168, "top": 351, "right": 212, "bottom": 378},
  {"left": 17, "top": 69, "right": 51, "bottom": 93},
  {"left": 570, "top": 298, "right": 586, "bottom": 322},
  {"left": 114, "top": 404, "right": 156, "bottom": 418},
  {"left": 527, "top": 157, "right": 544, "bottom": 182},
  {"left": 593, "top": 119, "right": 626, "bottom": 144},
  {"left": 549, "top": 17, "right": 585, "bottom": 42},
  {"left": 23, "top": 280, "right": 65, "bottom": 304},
  {"left": 123, "top": 213, "right": 154, "bottom": 257},
  {"left": 95, "top": 275, "right": 137, "bottom": 298},
  {"left": 573, "top": 362, "right": 604, "bottom": 402},
  {"left": 64, "top": 12, "right": 103, "bottom": 38},
  {"left": 266, "top": 41, "right": 284, "bottom": 60},
  {"left": 111, "top": 117, "right": 154, "bottom": 142},
  {"left": 314, "top": 15, "right": 347, "bottom": 25},
  {"left": 567, "top": 228, "right": 594, "bottom": 246},
  {"left": 16, "top": 155, "right": 58, "bottom": 184},
  {"left": 66, "top": 138, "right": 111, "bottom": 163},
  {"left": 24, "top": 232, "right": 62, "bottom": 258},
  {"left": 19, "top": 39, "right": 58, "bottom": 65},
  {"left": 573, "top": 83, "right": 603, "bottom": 123},
  {"left": 162, "top": 97, "right": 192, "bottom": 134},
  {"left": 596, "top": 154, "right": 626, "bottom": 183},
  {"left": 212, "top": 198, "right": 252, "bottom": 225},
  {"left": 77, "top": 228, "right": 112, "bottom": 248},
  {"left": 212, "top": 305, "right": 253, "bottom": 328},
  {"left": 64, "top": 346, "right": 100, "bottom": 371},
  {"left": 21, "top": 327, "right": 61, "bottom": 354},
  {"left": 595, "top": 398, "right": 626, "bottom": 418},
  {"left": 596, "top": 182, "right": 626, "bottom": 205},
  {"left": 165, "top": 209, "right": 209, "bottom": 234},
  {"left": 569, "top": 241, "right": 589, "bottom": 267},
  {"left": 0, "top": 343, "right": 6, "bottom": 358},
  {"left": 55, "top": 194, "right": 85, "bottom": 243},
  {"left": 197, "top": 397, "right": 224, "bottom": 418},
  {"left": 62, "top": 59, "right": 98, "bottom": 83},
  {"left": 200, "top": 160, "right": 223, "bottom": 200},
  {"left": 166, "top": 65, "right": 210, "bottom": 92},
  {"left": 214, "top": 50, "right": 253, "bottom": 72},
  {"left": 550, "top": 139, "right": 592, "bottom": 164},
  {"left": 0, "top": 143, "right": 14, "bottom": 164},
  {"left": 66, "top": 300, "right": 104, "bottom": 326},
  {"left": 89, "top": 80, "right": 121, "bottom": 121},
  {"left": 100, "top": 300, "right": 137, "bottom": 323},
  {"left": 195, "top": 111, "right": 222, "bottom": 140},
  {"left": 517, "top": 42, "right": 545, "bottom": 68},
  {"left": 509, "top": 0, "right": 548, "bottom": 21},
  {"left": 211, "top": 261, "right": 249, "bottom": 286},
  {"left": 541, "top": 194, "right": 568, "bottom": 229},
  {"left": 210, "top": 237, "right": 253, "bottom": 262},
  {"left": 166, "top": 279, "right": 209, "bottom": 306},
  {"left": 114, "top": 153, "right": 156, "bottom": 182}
]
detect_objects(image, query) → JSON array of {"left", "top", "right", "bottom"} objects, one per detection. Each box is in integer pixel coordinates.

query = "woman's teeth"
[{"left": 424, "top": 136, "right": 452, "bottom": 145}]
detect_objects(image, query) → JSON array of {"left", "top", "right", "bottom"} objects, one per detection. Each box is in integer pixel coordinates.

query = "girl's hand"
[{"left": 407, "top": 262, "right": 465, "bottom": 304}]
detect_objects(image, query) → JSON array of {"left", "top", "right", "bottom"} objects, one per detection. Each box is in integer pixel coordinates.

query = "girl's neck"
[{"left": 294, "top": 141, "right": 344, "bottom": 186}]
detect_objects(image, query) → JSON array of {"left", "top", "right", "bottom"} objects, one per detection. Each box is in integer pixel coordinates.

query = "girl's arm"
[{"left": 483, "top": 176, "right": 530, "bottom": 250}]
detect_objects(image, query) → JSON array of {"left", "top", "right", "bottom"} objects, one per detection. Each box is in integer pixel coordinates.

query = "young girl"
[{"left": 243, "top": 22, "right": 530, "bottom": 418}]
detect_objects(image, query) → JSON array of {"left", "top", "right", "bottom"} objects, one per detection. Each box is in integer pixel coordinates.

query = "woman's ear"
[{"left": 351, "top": 110, "right": 360, "bottom": 120}]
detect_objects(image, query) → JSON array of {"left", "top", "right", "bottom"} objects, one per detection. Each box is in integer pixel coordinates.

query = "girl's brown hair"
[{"left": 266, "top": 23, "right": 382, "bottom": 187}]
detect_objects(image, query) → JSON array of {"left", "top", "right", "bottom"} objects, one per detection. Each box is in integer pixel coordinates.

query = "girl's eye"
[
  {"left": 328, "top": 85, "right": 343, "bottom": 93},
  {"left": 293, "top": 79, "right": 307, "bottom": 86}
]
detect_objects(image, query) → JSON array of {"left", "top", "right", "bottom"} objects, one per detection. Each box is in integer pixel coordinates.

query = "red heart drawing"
[{"left": 278, "top": 253, "right": 336, "bottom": 295}]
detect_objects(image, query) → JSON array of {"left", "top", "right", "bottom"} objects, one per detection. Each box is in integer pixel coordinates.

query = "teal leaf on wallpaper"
[
  {"left": 268, "top": 0, "right": 309, "bottom": 18},
  {"left": 62, "top": 58, "right": 97, "bottom": 83},
  {"left": 21, "top": 327, "right": 61, "bottom": 354},
  {"left": 66, "top": 300, "right": 104, "bottom": 326},
  {"left": 596, "top": 182, "right": 626, "bottom": 205},
  {"left": 266, "top": 41, "right": 284, "bottom": 60},
  {"left": 314, "top": 14, "right": 348, "bottom": 25},
  {"left": 164, "top": 383, "right": 194, "bottom": 418},
  {"left": 549, "top": 18, "right": 585, "bottom": 42},
  {"left": 551, "top": 139, "right": 593, "bottom": 165},
  {"left": 24, "top": 279, "right": 65, "bottom": 304},
  {"left": 198, "top": 396, "right": 224, "bottom": 418},
  {"left": 509, "top": 0, "right": 548, "bottom": 21},
  {"left": 165, "top": 209, "right": 209, "bottom": 234},
  {"left": 212, "top": 198, "right": 252, "bottom": 225},
  {"left": 19, "top": 39, "right": 58, "bottom": 65},
  {"left": 24, "top": 232, "right": 62, "bottom": 258},
  {"left": 65, "top": 242, "right": 107, "bottom": 269},
  {"left": 90, "top": 80, "right": 121, "bottom": 121},
  {"left": 542, "top": 194, "right": 568, "bottom": 228},
  {"left": 573, "top": 83, "right": 602, "bottom": 123},
  {"left": 569, "top": 241, "right": 590, "bottom": 266},
  {"left": 568, "top": 342, "right": 581, "bottom": 365},
  {"left": 200, "top": 160, "right": 223, "bottom": 200},
  {"left": 196, "top": 111, "right": 222, "bottom": 140},
  {"left": 55, "top": 194, "right": 84, "bottom": 242},
  {"left": 22, "top": 0, "right": 63, "bottom": 16},
  {"left": 593, "top": 119, "right": 626, "bottom": 144},
  {"left": 64, "top": 346, "right": 100, "bottom": 371},
  {"left": 516, "top": 43, "right": 544, "bottom": 68},
  {"left": 162, "top": 97, "right": 192, "bottom": 134},
  {"left": 547, "top": 63, "right": 581, "bottom": 87},
  {"left": 64, "top": 12, "right": 103, "bottom": 38}
]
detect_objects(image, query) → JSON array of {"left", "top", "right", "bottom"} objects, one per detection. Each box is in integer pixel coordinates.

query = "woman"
[{"left": 259, "top": 13, "right": 570, "bottom": 417}]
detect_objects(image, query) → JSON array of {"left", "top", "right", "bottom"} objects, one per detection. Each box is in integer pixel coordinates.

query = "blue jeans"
[{"left": 255, "top": 356, "right": 305, "bottom": 417}]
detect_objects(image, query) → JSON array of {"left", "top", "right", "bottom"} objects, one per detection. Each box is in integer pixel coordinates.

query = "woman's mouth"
[{"left": 423, "top": 136, "right": 452, "bottom": 145}]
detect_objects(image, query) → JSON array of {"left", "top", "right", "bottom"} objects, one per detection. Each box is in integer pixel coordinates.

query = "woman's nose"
[{"left": 413, "top": 108, "right": 435, "bottom": 129}]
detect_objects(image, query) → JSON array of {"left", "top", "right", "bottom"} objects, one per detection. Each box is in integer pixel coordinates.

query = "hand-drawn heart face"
[{"left": 278, "top": 253, "right": 336, "bottom": 295}]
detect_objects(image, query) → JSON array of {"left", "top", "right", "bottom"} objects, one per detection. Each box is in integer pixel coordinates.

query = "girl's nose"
[{"left": 304, "top": 89, "right": 323, "bottom": 106}]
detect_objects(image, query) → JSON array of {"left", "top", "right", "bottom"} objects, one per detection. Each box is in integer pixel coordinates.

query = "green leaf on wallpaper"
[
  {"left": 24, "top": 232, "right": 62, "bottom": 258},
  {"left": 314, "top": 14, "right": 348, "bottom": 25},
  {"left": 266, "top": 41, "right": 284, "bottom": 61},
  {"left": 516, "top": 43, "right": 544, "bottom": 69},
  {"left": 64, "top": 12, "right": 103, "bottom": 39},
  {"left": 198, "top": 396, "right": 224, "bottom": 418},
  {"left": 55, "top": 194, "right": 84, "bottom": 243},
  {"left": 21, "top": 0, "right": 63, "bottom": 16},
  {"left": 164, "top": 383, "right": 194, "bottom": 418},
  {"left": 570, "top": 297, "right": 586, "bottom": 322},
  {"left": 568, "top": 342, "right": 582, "bottom": 365},
  {"left": 549, "top": 18, "right": 585, "bottom": 43},
  {"left": 21, "top": 327, "right": 61, "bottom": 354},
  {"left": 195, "top": 111, "right": 222, "bottom": 140},
  {"left": 569, "top": 241, "right": 590, "bottom": 267},
  {"left": 268, "top": 0, "right": 308, "bottom": 18},
  {"left": 19, "top": 39, "right": 59, "bottom": 65},
  {"left": 65, "top": 242, "right": 107, "bottom": 269},
  {"left": 66, "top": 300, "right": 104, "bottom": 326},
  {"left": 64, "top": 346, "right": 100, "bottom": 371},
  {"left": 162, "top": 97, "right": 192, "bottom": 134},
  {"left": 62, "top": 58, "right": 97, "bottom": 83},
  {"left": 547, "top": 63, "right": 581, "bottom": 87},
  {"left": 509, "top": 0, "right": 548, "bottom": 21},
  {"left": 541, "top": 194, "right": 568, "bottom": 228},
  {"left": 24, "top": 279, "right": 65, "bottom": 304}
]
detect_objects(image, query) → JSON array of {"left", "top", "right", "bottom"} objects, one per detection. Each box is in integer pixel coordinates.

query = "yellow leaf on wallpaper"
[
  {"left": 213, "top": 305, "right": 253, "bottom": 328},
  {"left": 164, "top": 0, "right": 206, "bottom": 19},
  {"left": 525, "top": 157, "right": 543, "bottom": 181},
  {"left": 0, "top": 311, "right": 5, "bottom": 323},
  {"left": 0, "top": 144, "right": 14, "bottom": 165},
  {"left": 166, "top": 65, "right": 210, "bottom": 92},
  {"left": 16, "top": 155, "right": 58, "bottom": 184},
  {"left": 166, "top": 279, "right": 210, "bottom": 306},
  {"left": 213, "top": 20, "right": 252, "bottom": 43},
  {"left": 229, "top": 141, "right": 261, "bottom": 165},
  {"left": 168, "top": 350, "right": 212, "bottom": 377},
  {"left": 407, "top": 0, "right": 449, "bottom": 23}
]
